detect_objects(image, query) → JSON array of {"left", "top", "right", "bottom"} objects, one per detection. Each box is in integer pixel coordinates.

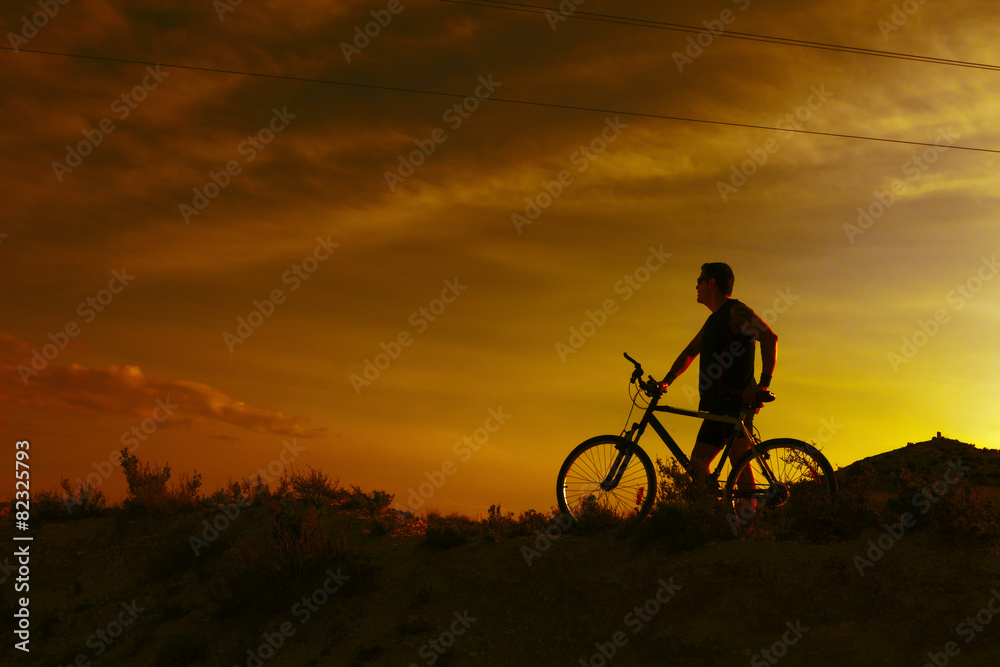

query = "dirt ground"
[
  {"left": 4, "top": 436, "right": 999, "bottom": 666},
  {"left": 3, "top": 507, "right": 1000, "bottom": 667}
]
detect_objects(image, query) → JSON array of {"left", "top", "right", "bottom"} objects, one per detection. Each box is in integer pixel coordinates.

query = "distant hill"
[{"left": 839, "top": 432, "right": 1000, "bottom": 489}]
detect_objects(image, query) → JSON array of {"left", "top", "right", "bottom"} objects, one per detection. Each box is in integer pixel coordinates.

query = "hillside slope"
[{"left": 4, "top": 437, "right": 1000, "bottom": 667}]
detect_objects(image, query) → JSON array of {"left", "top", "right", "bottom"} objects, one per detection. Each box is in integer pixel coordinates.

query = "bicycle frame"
[
  {"left": 605, "top": 391, "right": 779, "bottom": 494},
  {"left": 557, "top": 355, "right": 836, "bottom": 524}
]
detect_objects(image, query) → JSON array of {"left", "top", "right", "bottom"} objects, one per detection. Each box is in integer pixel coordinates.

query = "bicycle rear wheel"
[
  {"left": 724, "top": 438, "right": 837, "bottom": 534},
  {"left": 556, "top": 435, "right": 656, "bottom": 524}
]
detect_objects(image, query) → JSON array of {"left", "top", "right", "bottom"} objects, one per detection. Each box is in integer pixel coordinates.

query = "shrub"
[
  {"left": 513, "top": 508, "right": 554, "bottom": 535},
  {"left": 487, "top": 506, "right": 556, "bottom": 539},
  {"left": 484, "top": 504, "right": 513, "bottom": 542},
  {"left": 424, "top": 511, "right": 481, "bottom": 549},
  {"left": 289, "top": 467, "right": 346, "bottom": 505},
  {"left": 905, "top": 469, "right": 1000, "bottom": 551},
  {"left": 342, "top": 485, "right": 394, "bottom": 513},
  {"left": 31, "top": 478, "right": 107, "bottom": 522},
  {"left": 635, "top": 458, "right": 741, "bottom": 550},
  {"left": 202, "top": 477, "right": 258, "bottom": 507},
  {"left": 828, "top": 462, "right": 1000, "bottom": 551},
  {"left": 207, "top": 500, "right": 343, "bottom": 617},
  {"left": 118, "top": 448, "right": 202, "bottom": 515},
  {"left": 254, "top": 472, "right": 291, "bottom": 504},
  {"left": 568, "top": 497, "right": 628, "bottom": 535}
]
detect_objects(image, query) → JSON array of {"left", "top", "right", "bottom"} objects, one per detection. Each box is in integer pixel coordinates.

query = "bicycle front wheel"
[
  {"left": 556, "top": 435, "right": 656, "bottom": 524},
  {"left": 724, "top": 438, "right": 837, "bottom": 534}
]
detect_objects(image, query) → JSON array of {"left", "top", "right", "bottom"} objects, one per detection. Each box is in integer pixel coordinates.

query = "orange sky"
[{"left": 3, "top": 0, "right": 998, "bottom": 516}]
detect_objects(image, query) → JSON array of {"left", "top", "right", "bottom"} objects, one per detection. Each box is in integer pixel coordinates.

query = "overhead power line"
[
  {"left": 3, "top": 46, "right": 999, "bottom": 154},
  {"left": 445, "top": 0, "right": 1000, "bottom": 72}
]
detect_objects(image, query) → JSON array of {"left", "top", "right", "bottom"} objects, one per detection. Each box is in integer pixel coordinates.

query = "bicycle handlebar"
[
  {"left": 623, "top": 352, "right": 643, "bottom": 382},
  {"left": 624, "top": 351, "right": 775, "bottom": 408}
]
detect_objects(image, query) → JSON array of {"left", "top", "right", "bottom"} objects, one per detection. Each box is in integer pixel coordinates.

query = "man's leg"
[
  {"left": 691, "top": 441, "right": 720, "bottom": 478},
  {"left": 692, "top": 418, "right": 723, "bottom": 476},
  {"left": 688, "top": 441, "right": 720, "bottom": 499},
  {"left": 727, "top": 430, "right": 759, "bottom": 516},
  {"left": 691, "top": 418, "right": 723, "bottom": 498}
]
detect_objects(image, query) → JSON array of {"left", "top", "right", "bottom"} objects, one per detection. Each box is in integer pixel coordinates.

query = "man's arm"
[
  {"left": 729, "top": 302, "right": 777, "bottom": 396},
  {"left": 662, "top": 322, "right": 705, "bottom": 385}
]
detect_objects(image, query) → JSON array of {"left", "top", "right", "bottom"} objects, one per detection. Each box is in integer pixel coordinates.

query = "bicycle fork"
[
  {"left": 601, "top": 441, "right": 634, "bottom": 492},
  {"left": 738, "top": 444, "right": 787, "bottom": 507}
]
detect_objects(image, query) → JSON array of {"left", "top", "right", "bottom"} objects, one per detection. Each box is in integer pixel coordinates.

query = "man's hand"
[{"left": 742, "top": 382, "right": 766, "bottom": 405}]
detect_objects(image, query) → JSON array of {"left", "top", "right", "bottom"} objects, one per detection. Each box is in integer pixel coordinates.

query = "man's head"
[{"left": 697, "top": 262, "right": 734, "bottom": 304}]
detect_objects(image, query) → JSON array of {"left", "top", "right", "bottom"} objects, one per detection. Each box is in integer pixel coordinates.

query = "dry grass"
[
  {"left": 206, "top": 499, "right": 345, "bottom": 617},
  {"left": 13, "top": 445, "right": 998, "bottom": 559},
  {"left": 422, "top": 505, "right": 566, "bottom": 549},
  {"left": 632, "top": 458, "right": 742, "bottom": 551},
  {"left": 31, "top": 478, "right": 107, "bottom": 522}
]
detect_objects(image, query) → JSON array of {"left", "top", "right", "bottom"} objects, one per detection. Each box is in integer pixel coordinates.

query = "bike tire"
[
  {"left": 556, "top": 435, "right": 656, "bottom": 525},
  {"left": 723, "top": 438, "right": 837, "bottom": 534}
]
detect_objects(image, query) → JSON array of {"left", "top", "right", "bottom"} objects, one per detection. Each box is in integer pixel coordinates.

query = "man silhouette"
[{"left": 660, "top": 263, "right": 777, "bottom": 495}]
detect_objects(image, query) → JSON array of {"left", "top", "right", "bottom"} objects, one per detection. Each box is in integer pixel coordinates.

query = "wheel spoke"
[
  {"left": 724, "top": 439, "right": 836, "bottom": 533},
  {"left": 557, "top": 438, "right": 656, "bottom": 524}
]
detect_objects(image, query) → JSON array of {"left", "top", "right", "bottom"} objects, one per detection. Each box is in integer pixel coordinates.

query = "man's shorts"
[{"left": 696, "top": 398, "right": 753, "bottom": 449}]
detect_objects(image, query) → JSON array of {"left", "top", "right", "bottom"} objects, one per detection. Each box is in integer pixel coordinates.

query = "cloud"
[{"left": 0, "top": 333, "right": 324, "bottom": 437}]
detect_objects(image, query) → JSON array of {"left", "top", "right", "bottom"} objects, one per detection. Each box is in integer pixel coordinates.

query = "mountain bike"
[{"left": 555, "top": 353, "right": 837, "bottom": 529}]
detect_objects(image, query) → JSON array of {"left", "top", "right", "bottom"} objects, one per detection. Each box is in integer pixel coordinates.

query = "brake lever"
[{"left": 750, "top": 390, "right": 775, "bottom": 410}]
